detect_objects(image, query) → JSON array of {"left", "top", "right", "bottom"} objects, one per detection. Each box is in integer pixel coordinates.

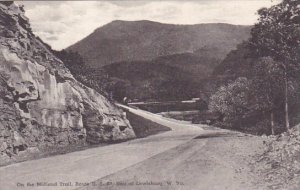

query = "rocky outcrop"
[{"left": 0, "top": 2, "right": 135, "bottom": 165}]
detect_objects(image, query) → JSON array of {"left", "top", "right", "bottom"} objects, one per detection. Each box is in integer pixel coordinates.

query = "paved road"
[
  {"left": 78, "top": 105, "right": 266, "bottom": 190},
  {"left": 80, "top": 132, "right": 264, "bottom": 190},
  {"left": 0, "top": 105, "right": 233, "bottom": 190}
]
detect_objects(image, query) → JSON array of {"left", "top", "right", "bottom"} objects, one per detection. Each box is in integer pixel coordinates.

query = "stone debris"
[{"left": 255, "top": 124, "right": 300, "bottom": 190}]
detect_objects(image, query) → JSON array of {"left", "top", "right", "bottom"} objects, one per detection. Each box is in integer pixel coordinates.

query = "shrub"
[{"left": 208, "top": 77, "right": 251, "bottom": 126}]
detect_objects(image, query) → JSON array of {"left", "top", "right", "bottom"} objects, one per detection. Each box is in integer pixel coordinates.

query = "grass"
[
  {"left": 159, "top": 110, "right": 199, "bottom": 121},
  {"left": 126, "top": 111, "right": 171, "bottom": 138}
]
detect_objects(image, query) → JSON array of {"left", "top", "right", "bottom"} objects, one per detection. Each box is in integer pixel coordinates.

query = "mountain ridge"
[
  {"left": 98, "top": 20, "right": 251, "bottom": 29},
  {"left": 67, "top": 20, "right": 251, "bottom": 68}
]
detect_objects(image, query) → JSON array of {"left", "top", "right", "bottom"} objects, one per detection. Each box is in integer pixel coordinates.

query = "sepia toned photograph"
[{"left": 0, "top": 0, "right": 299, "bottom": 189}]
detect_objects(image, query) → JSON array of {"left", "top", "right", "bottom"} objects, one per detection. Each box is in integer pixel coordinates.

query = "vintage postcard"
[{"left": 0, "top": 0, "right": 299, "bottom": 190}]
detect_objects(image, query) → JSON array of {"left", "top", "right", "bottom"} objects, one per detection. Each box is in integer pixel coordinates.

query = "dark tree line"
[
  {"left": 53, "top": 50, "right": 112, "bottom": 98},
  {"left": 249, "top": 0, "right": 300, "bottom": 132}
]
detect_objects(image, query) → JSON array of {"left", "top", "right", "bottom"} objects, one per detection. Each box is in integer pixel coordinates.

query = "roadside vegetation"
[
  {"left": 208, "top": 0, "right": 300, "bottom": 135},
  {"left": 208, "top": 1, "right": 300, "bottom": 188}
]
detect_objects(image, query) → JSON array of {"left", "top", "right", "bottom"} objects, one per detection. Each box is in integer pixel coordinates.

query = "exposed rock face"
[{"left": 0, "top": 2, "right": 135, "bottom": 165}]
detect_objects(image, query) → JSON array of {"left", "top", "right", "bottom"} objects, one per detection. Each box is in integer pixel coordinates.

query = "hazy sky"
[{"left": 17, "top": 0, "right": 280, "bottom": 50}]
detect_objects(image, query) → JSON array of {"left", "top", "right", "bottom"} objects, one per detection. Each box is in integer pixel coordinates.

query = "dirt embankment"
[{"left": 253, "top": 124, "right": 300, "bottom": 190}]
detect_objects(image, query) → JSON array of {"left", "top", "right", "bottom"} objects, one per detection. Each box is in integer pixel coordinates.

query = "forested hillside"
[
  {"left": 68, "top": 21, "right": 250, "bottom": 67},
  {"left": 63, "top": 21, "right": 250, "bottom": 101}
]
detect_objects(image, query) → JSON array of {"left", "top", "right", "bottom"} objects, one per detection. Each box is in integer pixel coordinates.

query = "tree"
[
  {"left": 54, "top": 50, "right": 86, "bottom": 73},
  {"left": 249, "top": 0, "right": 300, "bottom": 131},
  {"left": 251, "top": 57, "right": 285, "bottom": 134}
]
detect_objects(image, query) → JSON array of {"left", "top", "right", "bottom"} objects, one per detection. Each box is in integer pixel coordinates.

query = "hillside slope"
[
  {"left": 0, "top": 2, "right": 135, "bottom": 165},
  {"left": 102, "top": 61, "right": 200, "bottom": 101},
  {"left": 68, "top": 20, "right": 251, "bottom": 68},
  {"left": 255, "top": 124, "right": 300, "bottom": 189}
]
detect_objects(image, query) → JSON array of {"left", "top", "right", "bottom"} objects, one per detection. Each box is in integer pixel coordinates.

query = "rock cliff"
[{"left": 0, "top": 2, "right": 135, "bottom": 165}]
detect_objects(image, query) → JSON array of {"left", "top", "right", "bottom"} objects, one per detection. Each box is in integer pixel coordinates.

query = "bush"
[{"left": 208, "top": 77, "right": 251, "bottom": 125}]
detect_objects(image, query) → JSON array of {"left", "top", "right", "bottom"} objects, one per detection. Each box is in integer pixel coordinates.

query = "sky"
[{"left": 17, "top": 0, "right": 281, "bottom": 50}]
